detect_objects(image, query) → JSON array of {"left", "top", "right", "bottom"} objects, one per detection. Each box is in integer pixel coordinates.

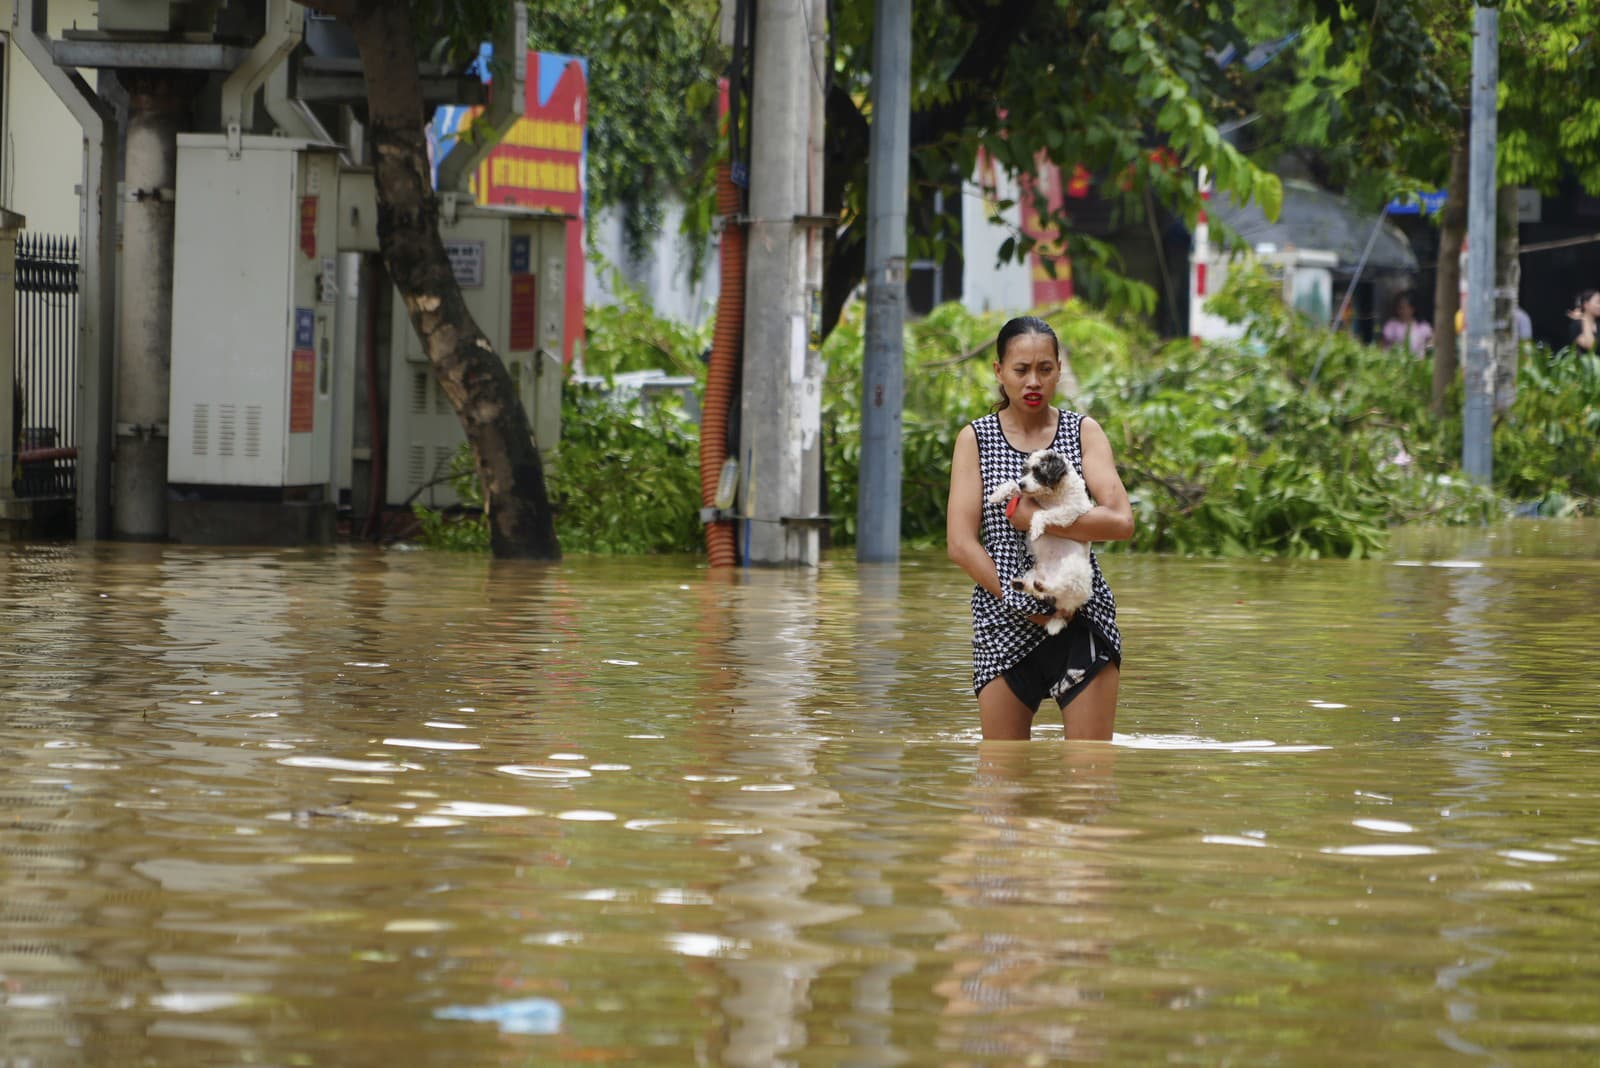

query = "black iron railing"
[{"left": 12, "top": 234, "right": 78, "bottom": 499}]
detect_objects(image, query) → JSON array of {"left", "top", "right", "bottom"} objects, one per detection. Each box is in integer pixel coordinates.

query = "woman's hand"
[
  {"left": 1010, "top": 422, "right": 1135, "bottom": 544},
  {"left": 1006, "top": 496, "right": 1038, "bottom": 533}
]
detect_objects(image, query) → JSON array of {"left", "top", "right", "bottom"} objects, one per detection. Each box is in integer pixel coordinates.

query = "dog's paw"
[
  {"left": 986, "top": 482, "right": 1019, "bottom": 506},
  {"left": 1045, "top": 616, "right": 1067, "bottom": 635}
]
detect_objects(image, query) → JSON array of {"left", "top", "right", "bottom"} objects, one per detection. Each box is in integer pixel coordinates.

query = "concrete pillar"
[
  {"left": 113, "top": 73, "right": 187, "bottom": 540},
  {"left": 739, "top": 0, "right": 819, "bottom": 566}
]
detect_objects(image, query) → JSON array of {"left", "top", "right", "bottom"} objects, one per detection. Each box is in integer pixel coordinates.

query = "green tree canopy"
[{"left": 524, "top": 0, "right": 724, "bottom": 262}]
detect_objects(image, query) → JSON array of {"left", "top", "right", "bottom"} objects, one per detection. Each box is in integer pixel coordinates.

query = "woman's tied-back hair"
[{"left": 993, "top": 315, "right": 1061, "bottom": 412}]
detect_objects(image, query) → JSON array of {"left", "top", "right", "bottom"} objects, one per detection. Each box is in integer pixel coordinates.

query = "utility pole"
[
  {"left": 740, "top": 0, "right": 824, "bottom": 565},
  {"left": 856, "top": 0, "right": 910, "bottom": 563},
  {"left": 1462, "top": 4, "right": 1498, "bottom": 483},
  {"left": 114, "top": 73, "right": 190, "bottom": 539}
]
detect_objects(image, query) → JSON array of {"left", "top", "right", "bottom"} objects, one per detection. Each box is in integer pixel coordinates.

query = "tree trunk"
[
  {"left": 1493, "top": 184, "right": 1520, "bottom": 416},
  {"left": 1431, "top": 138, "right": 1470, "bottom": 417},
  {"left": 337, "top": 0, "right": 558, "bottom": 559}
]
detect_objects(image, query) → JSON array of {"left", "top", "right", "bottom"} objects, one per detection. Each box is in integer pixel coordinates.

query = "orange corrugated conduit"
[{"left": 700, "top": 163, "right": 743, "bottom": 567}]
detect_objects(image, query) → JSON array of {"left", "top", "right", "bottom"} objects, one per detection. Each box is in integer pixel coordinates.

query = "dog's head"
[{"left": 1017, "top": 449, "right": 1070, "bottom": 495}]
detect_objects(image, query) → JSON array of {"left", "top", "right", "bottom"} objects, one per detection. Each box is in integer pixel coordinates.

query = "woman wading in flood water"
[{"left": 945, "top": 316, "right": 1134, "bottom": 741}]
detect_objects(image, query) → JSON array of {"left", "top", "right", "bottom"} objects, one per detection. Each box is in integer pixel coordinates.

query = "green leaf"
[{"left": 1255, "top": 171, "right": 1284, "bottom": 223}]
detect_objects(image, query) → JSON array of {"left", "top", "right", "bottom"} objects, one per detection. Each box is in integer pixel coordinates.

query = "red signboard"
[
  {"left": 975, "top": 148, "right": 1086, "bottom": 308},
  {"left": 1019, "top": 158, "right": 1075, "bottom": 307},
  {"left": 299, "top": 197, "right": 318, "bottom": 259},
  {"left": 509, "top": 274, "right": 538, "bottom": 352},
  {"left": 289, "top": 349, "right": 316, "bottom": 433}
]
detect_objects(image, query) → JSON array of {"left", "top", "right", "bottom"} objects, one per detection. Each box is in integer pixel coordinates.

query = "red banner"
[
  {"left": 289, "top": 349, "right": 315, "bottom": 433},
  {"left": 509, "top": 274, "right": 538, "bottom": 352},
  {"left": 299, "top": 197, "right": 318, "bottom": 259}
]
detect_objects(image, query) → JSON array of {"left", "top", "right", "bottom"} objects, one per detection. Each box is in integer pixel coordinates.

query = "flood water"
[{"left": 2, "top": 521, "right": 1599, "bottom": 1066}]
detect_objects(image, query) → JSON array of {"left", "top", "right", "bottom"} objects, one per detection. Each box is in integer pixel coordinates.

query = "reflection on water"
[{"left": 2, "top": 523, "right": 1600, "bottom": 1065}]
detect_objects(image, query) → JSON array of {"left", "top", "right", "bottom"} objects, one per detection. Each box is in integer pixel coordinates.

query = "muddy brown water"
[{"left": 2, "top": 521, "right": 1598, "bottom": 1065}]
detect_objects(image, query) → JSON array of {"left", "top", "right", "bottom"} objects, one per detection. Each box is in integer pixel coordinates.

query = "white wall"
[
  {"left": 585, "top": 198, "right": 719, "bottom": 330},
  {"left": 584, "top": 173, "right": 1042, "bottom": 332},
  {"left": 2, "top": 1, "right": 96, "bottom": 238},
  {"left": 960, "top": 169, "right": 1033, "bottom": 317}
]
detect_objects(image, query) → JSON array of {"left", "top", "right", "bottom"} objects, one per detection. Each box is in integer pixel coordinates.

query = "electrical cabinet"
[
  {"left": 381, "top": 205, "right": 567, "bottom": 507},
  {"left": 168, "top": 135, "right": 340, "bottom": 490},
  {"left": 97, "top": 0, "right": 179, "bottom": 33}
]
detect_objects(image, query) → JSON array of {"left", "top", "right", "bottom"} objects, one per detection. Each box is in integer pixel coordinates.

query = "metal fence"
[{"left": 12, "top": 234, "right": 78, "bottom": 499}]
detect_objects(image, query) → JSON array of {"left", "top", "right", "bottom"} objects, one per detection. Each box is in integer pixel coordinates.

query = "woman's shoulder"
[{"left": 966, "top": 411, "right": 1000, "bottom": 441}]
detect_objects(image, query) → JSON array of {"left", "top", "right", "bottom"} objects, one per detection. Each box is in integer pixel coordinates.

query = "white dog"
[{"left": 986, "top": 449, "right": 1094, "bottom": 634}]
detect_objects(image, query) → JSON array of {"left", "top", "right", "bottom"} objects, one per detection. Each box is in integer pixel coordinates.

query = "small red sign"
[
  {"left": 299, "top": 196, "right": 318, "bottom": 259},
  {"left": 509, "top": 274, "right": 538, "bottom": 352},
  {"left": 289, "top": 348, "right": 316, "bottom": 433}
]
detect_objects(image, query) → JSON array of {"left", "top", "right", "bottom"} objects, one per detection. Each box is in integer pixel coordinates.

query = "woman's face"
[
  {"left": 1583, "top": 292, "right": 1600, "bottom": 317},
  {"left": 995, "top": 333, "right": 1061, "bottom": 412},
  {"left": 1393, "top": 297, "right": 1414, "bottom": 321}
]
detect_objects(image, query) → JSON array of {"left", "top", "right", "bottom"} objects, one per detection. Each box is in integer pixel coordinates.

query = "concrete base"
[
  {"left": 0, "top": 497, "right": 75, "bottom": 541},
  {"left": 168, "top": 497, "right": 337, "bottom": 547}
]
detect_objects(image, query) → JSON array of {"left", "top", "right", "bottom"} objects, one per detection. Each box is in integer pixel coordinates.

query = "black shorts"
[{"left": 999, "top": 612, "right": 1120, "bottom": 712}]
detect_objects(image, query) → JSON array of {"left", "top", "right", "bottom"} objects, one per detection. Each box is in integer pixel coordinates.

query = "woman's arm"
[
  {"left": 1009, "top": 416, "right": 1135, "bottom": 543},
  {"left": 1578, "top": 316, "right": 1597, "bottom": 353},
  {"left": 948, "top": 425, "right": 1059, "bottom": 627},
  {"left": 946, "top": 425, "right": 1007, "bottom": 599}
]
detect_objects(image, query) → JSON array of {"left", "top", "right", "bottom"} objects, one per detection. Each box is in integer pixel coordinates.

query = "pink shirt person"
[{"left": 1380, "top": 294, "right": 1433, "bottom": 358}]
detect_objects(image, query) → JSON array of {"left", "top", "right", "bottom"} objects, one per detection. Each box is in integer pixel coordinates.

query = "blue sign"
[
  {"left": 1387, "top": 190, "right": 1447, "bottom": 215},
  {"left": 294, "top": 308, "right": 314, "bottom": 349},
  {"left": 510, "top": 234, "right": 531, "bottom": 274}
]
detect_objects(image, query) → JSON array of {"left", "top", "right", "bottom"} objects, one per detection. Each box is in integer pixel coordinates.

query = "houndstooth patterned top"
[{"left": 968, "top": 408, "right": 1122, "bottom": 694}]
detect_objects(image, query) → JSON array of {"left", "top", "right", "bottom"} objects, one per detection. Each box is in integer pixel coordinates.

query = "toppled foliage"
[
  {"left": 414, "top": 282, "right": 708, "bottom": 555},
  {"left": 822, "top": 272, "right": 1506, "bottom": 559},
  {"left": 547, "top": 384, "right": 704, "bottom": 554},
  {"left": 421, "top": 265, "right": 1597, "bottom": 557},
  {"left": 1096, "top": 270, "right": 1502, "bottom": 557},
  {"left": 412, "top": 385, "right": 705, "bottom": 556},
  {"left": 1492, "top": 346, "right": 1600, "bottom": 513}
]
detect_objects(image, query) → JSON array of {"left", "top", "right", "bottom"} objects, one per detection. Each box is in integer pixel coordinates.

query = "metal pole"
[
  {"left": 856, "top": 0, "right": 910, "bottom": 563},
  {"left": 1462, "top": 4, "right": 1498, "bottom": 483}
]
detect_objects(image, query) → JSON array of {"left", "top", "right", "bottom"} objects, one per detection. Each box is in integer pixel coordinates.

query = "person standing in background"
[
  {"left": 1514, "top": 304, "right": 1533, "bottom": 344},
  {"left": 1565, "top": 289, "right": 1599, "bottom": 353},
  {"left": 1380, "top": 293, "right": 1434, "bottom": 358}
]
